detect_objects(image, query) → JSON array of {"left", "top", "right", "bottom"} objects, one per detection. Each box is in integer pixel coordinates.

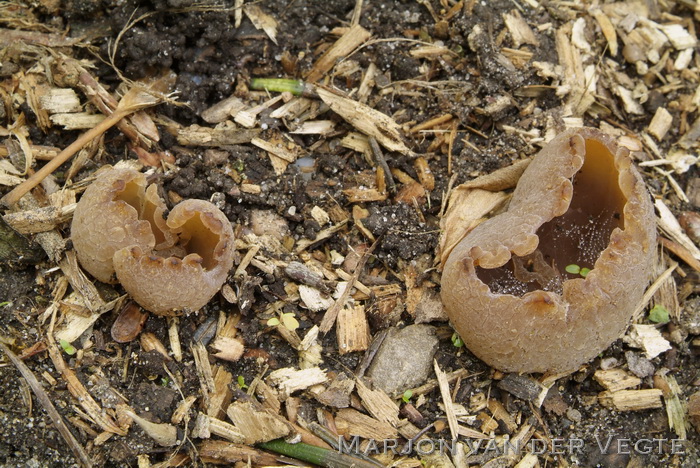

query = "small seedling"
[
  {"left": 402, "top": 389, "right": 413, "bottom": 404},
  {"left": 59, "top": 339, "right": 77, "bottom": 355},
  {"left": 160, "top": 377, "right": 170, "bottom": 386},
  {"left": 649, "top": 304, "right": 670, "bottom": 324},
  {"left": 451, "top": 332, "right": 464, "bottom": 348},
  {"left": 0, "top": 301, "right": 9, "bottom": 307},
  {"left": 250, "top": 78, "right": 305, "bottom": 95},
  {"left": 237, "top": 375, "right": 248, "bottom": 390},
  {"left": 565, "top": 264, "right": 590, "bottom": 278},
  {"left": 267, "top": 311, "right": 300, "bottom": 331}
]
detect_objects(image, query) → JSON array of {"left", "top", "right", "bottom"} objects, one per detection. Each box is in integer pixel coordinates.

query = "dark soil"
[{"left": 1, "top": 1, "right": 699, "bottom": 467}]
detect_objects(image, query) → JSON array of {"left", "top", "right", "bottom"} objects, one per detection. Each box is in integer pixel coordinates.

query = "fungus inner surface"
[
  {"left": 477, "top": 139, "right": 627, "bottom": 296},
  {"left": 176, "top": 213, "right": 222, "bottom": 269}
]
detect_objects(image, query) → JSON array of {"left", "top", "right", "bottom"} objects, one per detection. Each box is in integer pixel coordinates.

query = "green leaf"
[
  {"left": 649, "top": 305, "right": 670, "bottom": 324},
  {"left": 267, "top": 317, "right": 280, "bottom": 327},
  {"left": 565, "top": 264, "right": 581, "bottom": 274},
  {"left": 281, "top": 312, "right": 299, "bottom": 331},
  {"left": 402, "top": 389, "right": 413, "bottom": 403},
  {"left": 579, "top": 267, "right": 591, "bottom": 278},
  {"left": 59, "top": 339, "right": 76, "bottom": 355},
  {"left": 451, "top": 332, "right": 464, "bottom": 348},
  {"left": 237, "top": 375, "right": 248, "bottom": 390}
]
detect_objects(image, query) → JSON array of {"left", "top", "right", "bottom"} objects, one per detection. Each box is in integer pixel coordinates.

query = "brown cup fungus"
[
  {"left": 71, "top": 167, "right": 234, "bottom": 315},
  {"left": 441, "top": 128, "right": 656, "bottom": 374}
]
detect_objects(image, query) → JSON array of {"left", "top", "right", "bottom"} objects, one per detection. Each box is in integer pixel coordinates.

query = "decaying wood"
[
  {"left": 497, "top": 373, "right": 549, "bottom": 407},
  {"left": 598, "top": 389, "right": 664, "bottom": 411},
  {"left": 594, "top": 369, "right": 642, "bottom": 393},
  {"left": 0, "top": 342, "right": 93, "bottom": 468},
  {"left": 226, "top": 399, "right": 291, "bottom": 444},
  {"left": 267, "top": 366, "right": 328, "bottom": 399},
  {"left": 337, "top": 304, "right": 370, "bottom": 354},
  {"left": 307, "top": 24, "right": 372, "bottom": 82},
  {"left": 335, "top": 408, "right": 398, "bottom": 440},
  {"left": 198, "top": 439, "right": 279, "bottom": 465},
  {"left": 434, "top": 359, "right": 458, "bottom": 441},
  {"left": 47, "top": 336, "right": 127, "bottom": 435},
  {"left": 317, "top": 87, "right": 413, "bottom": 156}
]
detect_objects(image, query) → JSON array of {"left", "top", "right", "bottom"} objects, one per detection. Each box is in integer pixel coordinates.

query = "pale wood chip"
[
  {"left": 208, "top": 366, "right": 233, "bottom": 419},
  {"left": 243, "top": 4, "right": 278, "bottom": 44},
  {"left": 267, "top": 367, "right": 328, "bottom": 398},
  {"left": 624, "top": 324, "right": 672, "bottom": 359},
  {"left": 176, "top": 123, "right": 261, "bottom": 146},
  {"left": 434, "top": 360, "right": 458, "bottom": 440},
  {"left": 337, "top": 304, "right": 370, "bottom": 354},
  {"left": 355, "top": 378, "right": 400, "bottom": 427},
  {"left": 50, "top": 112, "right": 105, "bottom": 130},
  {"left": 598, "top": 389, "right": 663, "bottom": 411},
  {"left": 335, "top": 408, "right": 398, "bottom": 440},
  {"left": 40, "top": 88, "right": 81, "bottom": 114},
  {"left": 317, "top": 87, "right": 413, "bottom": 156},
  {"left": 647, "top": 107, "right": 673, "bottom": 140},
  {"left": 593, "top": 369, "right": 642, "bottom": 392},
  {"left": 226, "top": 400, "right": 291, "bottom": 444},
  {"left": 503, "top": 10, "right": 540, "bottom": 47},
  {"left": 307, "top": 24, "right": 371, "bottom": 82}
]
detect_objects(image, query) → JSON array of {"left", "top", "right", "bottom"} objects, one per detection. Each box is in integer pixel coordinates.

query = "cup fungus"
[
  {"left": 441, "top": 127, "right": 656, "bottom": 374},
  {"left": 71, "top": 167, "right": 234, "bottom": 315}
]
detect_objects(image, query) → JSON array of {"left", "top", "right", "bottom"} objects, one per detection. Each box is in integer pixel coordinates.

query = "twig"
[
  {"left": 319, "top": 238, "right": 380, "bottom": 333},
  {"left": 0, "top": 342, "right": 93, "bottom": 468},
  {"left": 369, "top": 137, "right": 396, "bottom": 194},
  {"left": 1, "top": 109, "right": 129, "bottom": 207}
]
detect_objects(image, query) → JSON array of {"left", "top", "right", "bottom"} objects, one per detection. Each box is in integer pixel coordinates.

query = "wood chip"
[
  {"left": 598, "top": 389, "right": 663, "bottom": 411},
  {"left": 226, "top": 400, "right": 291, "bottom": 444},
  {"left": 594, "top": 369, "right": 642, "bottom": 392},
  {"left": 355, "top": 378, "right": 400, "bottom": 427},
  {"left": 317, "top": 87, "right": 413, "bottom": 156},
  {"left": 624, "top": 324, "right": 672, "bottom": 359},
  {"left": 335, "top": 408, "right": 398, "bottom": 440},
  {"left": 648, "top": 107, "right": 673, "bottom": 140},
  {"left": 434, "top": 360, "right": 458, "bottom": 440},
  {"left": 243, "top": 4, "right": 278, "bottom": 44},
  {"left": 503, "top": 10, "right": 540, "bottom": 47},
  {"left": 337, "top": 304, "right": 370, "bottom": 354},
  {"left": 307, "top": 24, "right": 372, "bottom": 82},
  {"left": 267, "top": 367, "right": 328, "bottom": 398}
]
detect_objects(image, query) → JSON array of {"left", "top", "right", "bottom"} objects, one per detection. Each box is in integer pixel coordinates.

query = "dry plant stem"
[
  {"left": 319, "top": 238, "right": 380, "bottom": 333},
  {"left": 0, "top": 342, "right": 93, "bottom": 468},
  {"left": 1, "top": 110, "right": 130, "bottom": 207},
  {"left": 369, "top": 137, "right": 396, "bottom": 194}
]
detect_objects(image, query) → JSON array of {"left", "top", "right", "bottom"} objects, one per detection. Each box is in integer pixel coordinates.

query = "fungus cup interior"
[
  {"left": 476, "top": 139, "right": 627, "bottom": 296},
  {"left": 113, "top": 181, "right": 223, "bottom": 270}
]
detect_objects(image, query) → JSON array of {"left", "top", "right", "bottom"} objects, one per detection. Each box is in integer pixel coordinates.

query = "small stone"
[
  {"left": 625, "top": 351, "right": 655, "bottom": 378},
  {"left": 249, "top": 210, "right": 289, "bottom": 240},
  {"left": 566, "top": 408, "right": 582, "bottom": 423},
  {"left": 367, "top": 324, "right": 439, "bottom": 395}
]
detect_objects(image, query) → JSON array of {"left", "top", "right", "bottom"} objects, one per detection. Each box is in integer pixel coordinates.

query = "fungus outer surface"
[
  {"left": 71, "top": 167, "right": 235, "bottom": 315},
  {"left": 440, "top": 127, "right": 656, "bottom": 374}
]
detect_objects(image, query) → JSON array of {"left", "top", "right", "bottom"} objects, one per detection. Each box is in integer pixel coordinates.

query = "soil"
[{"left": 0, "top": 1, "right": 699, "bottom": 467}]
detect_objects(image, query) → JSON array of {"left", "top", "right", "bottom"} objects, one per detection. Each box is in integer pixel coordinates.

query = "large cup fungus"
[
  {"left": 71, "top": 167, "right": 234, "bottom": 315},
  {"left": 441, "top": 127, "right": 656, "bottom": 374}
]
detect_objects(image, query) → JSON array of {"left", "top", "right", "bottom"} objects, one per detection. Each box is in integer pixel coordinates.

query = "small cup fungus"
[
  {"left": 441, "top": 127, "right": 656, "bottom": 374},
  {"left": 71, "top": 167, "right": 234, "bottom": 315}
]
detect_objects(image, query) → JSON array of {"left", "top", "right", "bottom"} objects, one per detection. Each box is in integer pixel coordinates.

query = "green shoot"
[
  {"left": 649, "top": 304, "right": 670, "bottom": 324},
  {"left": 402, "top": 389, "right": 413, "bottom": 404},
  {"left": 237, "top": 375, "right": 248, "bottom": 390},
  {"left": 566, "top": 264, "right": 590, "bottom": 278},
  {"left": 250, "top": 78, "right": 305, "bottom": 95},
  {"left": 59, "top": 339, "right": 77, "bottom": 355},
  {"left": 267, "top": 312, "right": 299, "bottom": 331},
  {"left": 451, "top": 332, "right": 464, "bottom": 348}
]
